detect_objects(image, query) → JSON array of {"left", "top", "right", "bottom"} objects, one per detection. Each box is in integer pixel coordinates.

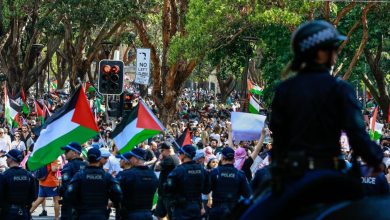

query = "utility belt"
[
  {"left": 9, "top": 205, "right": 29, "bottom": 209},
  {"left": 213, "top": 201, "right": 237, "bottom": 207},
  {"left": 172, "top": 198, "right": 201, "bottom": 209},
  {"left": 270, "top": 151, "right": 347, "bottom": 194},
  {"left": 77, "top": 208, "right": 109, "bottom": 217}
]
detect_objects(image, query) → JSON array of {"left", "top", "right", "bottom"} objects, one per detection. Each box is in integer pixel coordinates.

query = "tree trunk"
[{"left": 38, "top": 70, "right": 47, "bottom": 96}]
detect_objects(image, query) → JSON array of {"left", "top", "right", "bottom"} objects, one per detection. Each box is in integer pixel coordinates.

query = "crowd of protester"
[{"left": 0, "top": 86, "right": 390, "bottom": 219}]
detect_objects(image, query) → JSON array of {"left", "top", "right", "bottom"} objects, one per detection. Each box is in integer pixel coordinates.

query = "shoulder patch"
[
  {"left": 68, "top": 184, "right": 73, "bottom": 192},
  {"left": 62, "top": 173, "right": 69, "bottom": 181},
  {"left": 167, "top": 178, "right": 172, "bottom": 186}
]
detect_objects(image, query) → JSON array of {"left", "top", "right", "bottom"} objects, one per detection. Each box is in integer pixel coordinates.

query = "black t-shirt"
[
  {"left": 145, "top": 148, "right": 156, "bottom": 161},
  {"left": 242, "top": 157, "right": 254, "bottom": 182},
  {"left": 158, "top": 155, "right": 181, "bottom": 196}
]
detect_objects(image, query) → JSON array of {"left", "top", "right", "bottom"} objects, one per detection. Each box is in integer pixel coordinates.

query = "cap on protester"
[
  {"left": 196, "top": 142, "right": 204, "bottom": 149},
  {"left": 61, "top": 142, "right": 82, "bottom": 154},
  {"left": 178, "top": 144, "right": 196, "bottom": 157},
  {"left": 87, "top": 148, "right": 101, "bottom": 162},
  {"left": 193, "top": 150, "right": 205, "bottom": 161},
  {"left": 221, "top": 147, "right": 235, "bottom": 159},
  {"left": 100, "top": 148, "right": 111, "bottom": 157},
  {"left": 93, "top": 136, "right": 99, "bottom": 142},
  {"left": 206, "top": 125, "right": 212, "bottom": 130},
  {"left": 0, "top": 149, "right": 23, "bottom": 162},
  {"left": 160, "top": 142, "right": 172, "bottom": 150}
]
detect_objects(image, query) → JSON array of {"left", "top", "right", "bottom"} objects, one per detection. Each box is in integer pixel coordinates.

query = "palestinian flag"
[
  {"left": 175, "top": 129, "right": 192, "bottom": 150},
  {"left": 249, "top": 94, "right": 261, "bottom": 114},
  {"left": 42, "top": 104, "right": 52, "bottom": 123},
  {"left": 27, "top": 86, "right": 99, "bottom": 171},
  {"left": 111, "top": 100, "right": 164, "bottom": 153},
  {"left": 4, "top": 85, "right": 22, "bottom": 128},
  {"left": 95, "top": 98, "right": 104, "bottom": 112},
  {"left": 248, "top": 79, "right": 263, "bottom": 96},
  {"left": 369, "top": 106, "right": 383, "bottom": 141},
  {"left": 86, "top": 82, "right": 103, "bottom": 100},
  {"left": 53, "top": 80, "right": 57, "bottom": 90},
  {"left": 35, "top": 100, "right": 43, "bottom": 121},
  {"left": 20, "top": 88, "right": 29, "bottom": 114}
]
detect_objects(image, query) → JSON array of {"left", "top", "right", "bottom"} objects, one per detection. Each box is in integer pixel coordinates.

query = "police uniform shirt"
[
  {"left": 207, "top": 164, "right": 251, "bottom": 203},
  {"left": 116, "top": 166, "right": 158, "bottom": 209},
  {"left": 360, "top": 165, "right": 390, "bottom": 197},
  {"left": 250, "top": 166, "right": 271, "bottom": 193},
  {"left": 65, "top": 166, "right": 123, "bottom": 209},
  {"left": 61, "top": 158, "right": 87, "bottom": 193},
  {"left": 164, "top": 160, "right": 210, "bottom": 198},
  {"left": 0, "top": 166, "right": 37, "bottom": 207},
  {"left": 270, "top": 66, "right": 383, "bottom": 166}
]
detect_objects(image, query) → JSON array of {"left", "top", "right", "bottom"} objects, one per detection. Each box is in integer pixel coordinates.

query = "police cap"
[
  {"left": 61, "top": 142, "right": 82, "bottom": 154},
  {"left": 179, "top": 145, "right": 196, "bottom": 157},
  {"left": 1, "top": 149, "right": 23, "bottom": 162},
  {"left": 87, "top": 148, "right": 101, "bottom": 162},
  {"left": 221, "top": 147, "right": 235, "bottom": 159}
]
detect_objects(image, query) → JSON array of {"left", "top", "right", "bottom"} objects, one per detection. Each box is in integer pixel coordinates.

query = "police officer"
[
  {"left": 0, "top": 149, "right": 36, "bottom": 220},
  {"left": 241, "top": 20, "right": 384, "bottom": 219},
  {"left": 115, "top": 148, "right": 158, "bottom": 220},
  {"left": 59, "top": 142, "right": 88, "bottom": 220},
  {"left": 205, "top": 147, "right": 251, "bottom": 220},
  {"left": 164, "top": 144, "right": 210, "bottom": 220},
  {"left": 65, "top": 148, "right": 123, "bottom": 220}
]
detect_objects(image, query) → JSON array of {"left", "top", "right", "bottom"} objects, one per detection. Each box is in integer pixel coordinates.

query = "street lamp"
[
  {"left": 101, "top": 41, "right": 114, "bottom": 59},
  {"left": 32, "top": 44, "right": 44, "bottom": 98},
  {"left": 242, "top": 36, "right": 258, "bottom": 100}
]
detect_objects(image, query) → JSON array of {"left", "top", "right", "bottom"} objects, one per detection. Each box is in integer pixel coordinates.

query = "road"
[{"left": 31, "top": 198, "right": 157, "bottom": 220}]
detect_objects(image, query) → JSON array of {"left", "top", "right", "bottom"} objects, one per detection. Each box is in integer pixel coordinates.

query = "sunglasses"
[
  {"left": 15, "top": 136, "right": 20, "bottom": 137},
  {"left": 0, "top": 132, "right": 4, "bottom": 134}
]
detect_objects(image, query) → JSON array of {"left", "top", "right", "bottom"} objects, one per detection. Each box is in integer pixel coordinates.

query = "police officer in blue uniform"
[
  {"left": 65, "top": 148, "right": 123, "bottom": 220},
  {"left": 164, "top": 144, "right": 210, "bottom": 220},
  {"left": 115, "top": 148, "right": 158, "bottom": 220},
  {"left": 360, "top": 162, "right": 390, "bottom": 197},
  {"left": 206, "top": 147, "right": 251, "bottom": 220},
  {"left": 59, "top": 142, "right": 88, "bottom": 220},
  {"left": 241, "top": 21, "right": 384, "bottom": 219},
  {"left": 0, "top": 149, "right": 37, "bottom": 220}
]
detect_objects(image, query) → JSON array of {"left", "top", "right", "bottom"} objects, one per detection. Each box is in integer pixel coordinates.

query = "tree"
[{"left": 0, "top": 0, "right": 62, "bottom": 93}]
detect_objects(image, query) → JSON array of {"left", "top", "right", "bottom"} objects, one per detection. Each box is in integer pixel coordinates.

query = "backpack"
[{"left": 34, "top": 165, "right": 49, "bottom": 181}]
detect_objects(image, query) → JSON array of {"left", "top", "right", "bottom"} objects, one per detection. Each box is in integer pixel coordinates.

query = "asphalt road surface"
[{"left": 30, "top": 198, "right": 157, "bottom": 220}]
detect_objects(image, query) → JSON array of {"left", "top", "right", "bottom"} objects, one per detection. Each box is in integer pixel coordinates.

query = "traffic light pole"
[{"left": 105, "top": 95, "right": 109, "bottom": 123}]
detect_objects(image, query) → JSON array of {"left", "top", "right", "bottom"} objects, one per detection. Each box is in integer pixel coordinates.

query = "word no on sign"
[{"left": 134, "top": 48, "right": 151, "bottom": 85}]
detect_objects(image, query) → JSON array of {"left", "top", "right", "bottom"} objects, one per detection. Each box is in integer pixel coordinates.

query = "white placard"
[
  {"left": 231, "top": 112, "right": 267, "bottom": 141},
  {"left": 134, "top": 48, "right": 151, "bottom": 85},
  {"left": 250, "top": 155, "right": 264, "bottom": 175}
]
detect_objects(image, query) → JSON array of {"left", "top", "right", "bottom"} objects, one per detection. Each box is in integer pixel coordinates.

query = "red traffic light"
[
  {"left": 101, "top": 65, "right": 111, "bottom": 73},
  {"left": 111, "top": 65, "right": 120, "bottom": 74},
  {"left": 125, "top": 95, "right": 131, "bottom": 100}
]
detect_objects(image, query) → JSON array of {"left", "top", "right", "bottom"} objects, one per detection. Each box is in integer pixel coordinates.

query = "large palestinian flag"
[
  {"left": 111, "top": 100, "right": 164, "bottom": 154},
  {"left": 27, "top": 86, "right": 99, "bottom": 171},
  {"left": 4, "top": 85, "right": 22, "bottom": 128}
]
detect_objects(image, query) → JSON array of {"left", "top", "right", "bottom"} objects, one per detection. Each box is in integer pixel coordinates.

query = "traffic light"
[
  {"left": 123, "top": 92, "right": 134, "bottom": 115},
  {"left": 98, "top": 59, "right": 124, "bottom": 95}
]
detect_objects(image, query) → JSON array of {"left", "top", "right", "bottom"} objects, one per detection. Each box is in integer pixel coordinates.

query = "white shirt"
[
  {"left": 11, "top": 141, "right": 26, "bottom": 152},
  {"left": 0, "top": 137, "right": 9, "bottom": 153},
  {"left": 103, "top": 154, "right": 122, "bottom": 175}
]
